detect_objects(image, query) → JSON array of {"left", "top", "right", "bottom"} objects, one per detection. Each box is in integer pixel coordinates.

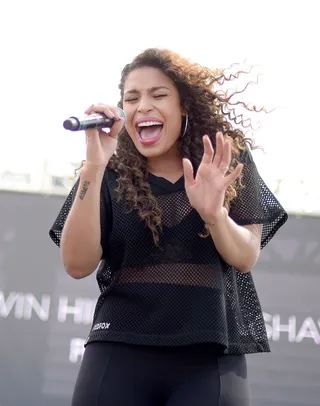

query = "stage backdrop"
[{"left": 0, "top": 190, "right": 319, "bottom": 406}]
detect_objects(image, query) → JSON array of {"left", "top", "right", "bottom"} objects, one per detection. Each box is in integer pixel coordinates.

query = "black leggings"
[{"left": 71, "top": 342, "right": 251, "bottom": 406}]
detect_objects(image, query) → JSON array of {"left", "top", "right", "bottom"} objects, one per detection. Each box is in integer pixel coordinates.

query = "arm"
[
  {"left": 206, "top": 208, "right": 262, "bottom": 273},
  {"left": 60, "top": 164, "right": 105, "bottom": 279},
  {"left": 184, "top": 133, "right": 286, "bottom": 273}
]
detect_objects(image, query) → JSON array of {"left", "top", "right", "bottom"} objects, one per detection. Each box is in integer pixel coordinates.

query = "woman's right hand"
[{"left": 84, "top": 104, "right": 125, "bottom": 168}]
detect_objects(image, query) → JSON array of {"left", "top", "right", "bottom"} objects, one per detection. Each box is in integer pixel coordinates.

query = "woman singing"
[{"left": 50, "top": 48, "right": 288, "bottom": 406}]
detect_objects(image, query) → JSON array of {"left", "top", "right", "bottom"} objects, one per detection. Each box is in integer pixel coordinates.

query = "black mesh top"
[{"left": 49, "top": 147, "right": 288, "bottom": 355}]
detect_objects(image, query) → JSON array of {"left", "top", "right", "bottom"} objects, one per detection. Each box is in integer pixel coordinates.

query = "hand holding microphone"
[
  {"left": 63, "top": 107, "right": 127, "bottom": 132},
  {"left": 64, "top": 104, "right": 126, "bottom": 169}
]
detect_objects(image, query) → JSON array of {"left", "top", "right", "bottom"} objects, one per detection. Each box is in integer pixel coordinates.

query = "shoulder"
[
  {"left": 102, "top": 166, "right": 119, "bottom": 200},
  {"left": 236, "top": 142, "right": 255, "bottom": 165},
  {"left": 104, "top": 166, "right": 118, "bottom": 181}
]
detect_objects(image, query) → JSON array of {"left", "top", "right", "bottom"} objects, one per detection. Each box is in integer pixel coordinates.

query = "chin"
[
  {"left": 128, "top": 135, "right": 164, "bottom": 158},
  {"left": 136, "top": 145, "right": 165, "bottom": 159},
  {"left": 127, "top": 129, "right": 179, "bottom": 160}
]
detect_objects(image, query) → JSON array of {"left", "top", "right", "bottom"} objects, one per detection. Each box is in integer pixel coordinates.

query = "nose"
[{"left": 137, "top": 95, "right": 153, "bottom": 114}]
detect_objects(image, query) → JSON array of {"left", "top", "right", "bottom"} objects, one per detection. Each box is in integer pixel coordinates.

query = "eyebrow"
[{"left": 124, "top": 86, "right": 171, "bottom": 95}]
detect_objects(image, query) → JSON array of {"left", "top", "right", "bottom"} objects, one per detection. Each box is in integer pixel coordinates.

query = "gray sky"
[{"left": 0, "top": 0, "right": 318, "bottom": 213}]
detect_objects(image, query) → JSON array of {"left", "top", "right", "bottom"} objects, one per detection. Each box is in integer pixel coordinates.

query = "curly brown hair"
[{"left": 104, "top": 48, "right": 264, "bottom": 244}]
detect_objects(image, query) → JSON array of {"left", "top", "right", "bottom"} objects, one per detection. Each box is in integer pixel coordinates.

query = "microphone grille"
[{"left": 118, "top": 108, "right": 127, "bottom": 124}]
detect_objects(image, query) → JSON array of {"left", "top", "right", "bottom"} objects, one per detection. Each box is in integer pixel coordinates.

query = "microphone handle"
[{"left": 63, "top": 113, "right": 115, "bottom": 131}]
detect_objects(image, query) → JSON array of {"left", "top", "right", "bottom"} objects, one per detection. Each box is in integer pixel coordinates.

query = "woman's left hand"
[{"left": 183, "top": 132, "right": 243, "bottom": 225}]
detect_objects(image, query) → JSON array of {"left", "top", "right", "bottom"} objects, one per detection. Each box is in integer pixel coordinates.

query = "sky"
[{"left": 0, "top": 0, "right": 319, "bottom": 213}]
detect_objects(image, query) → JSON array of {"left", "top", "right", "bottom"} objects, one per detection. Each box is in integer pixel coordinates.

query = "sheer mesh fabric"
[
  {"left": 49, "top": 147, "right": 288, "bottom": 355},
  {"left": 229, "top": 148, "right": 286, "bottom": 248},
  {"left": 49, "top": 176, "right": 111, "bottom": 258}
]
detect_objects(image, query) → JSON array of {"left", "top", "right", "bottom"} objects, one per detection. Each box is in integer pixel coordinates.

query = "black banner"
[{"left": 0, "top": 190, "right": 319, "bottom": 406}]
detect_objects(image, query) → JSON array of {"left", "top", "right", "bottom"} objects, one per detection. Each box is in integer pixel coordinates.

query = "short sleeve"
[
  {"left": 229, "top": 146, "right": 288, "bottom": 249},
  {"left": 49, "top": 170, "right": 112, "bottom": 258}
]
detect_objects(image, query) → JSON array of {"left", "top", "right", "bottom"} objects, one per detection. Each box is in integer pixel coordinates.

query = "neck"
[{"left": 147, "top": 148, "right": 183, "bottom": 180}]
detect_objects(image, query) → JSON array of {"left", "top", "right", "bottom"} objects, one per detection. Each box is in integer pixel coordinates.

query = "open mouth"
[{"left": 136, "top": 120, "right": 164, "bottom": 146}]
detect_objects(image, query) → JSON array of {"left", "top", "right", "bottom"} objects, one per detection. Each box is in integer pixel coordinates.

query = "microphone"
[{"left": 63, "top": 108, "right": 127, "bottom": 131}]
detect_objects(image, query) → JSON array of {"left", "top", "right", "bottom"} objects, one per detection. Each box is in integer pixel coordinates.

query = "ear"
[{"left": 180, "top": 101, "right": 188, "bottom": 117}]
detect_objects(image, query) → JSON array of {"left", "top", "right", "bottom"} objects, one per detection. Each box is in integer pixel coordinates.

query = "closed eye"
[
  {"left": 124, "top": 97, "right": 138, "bottom": 102},
  {"left": 124, "top": 94, "right": 167, "bottom": 102}
]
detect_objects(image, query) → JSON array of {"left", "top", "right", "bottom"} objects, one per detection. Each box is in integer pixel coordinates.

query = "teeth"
[{"left": 137, "top": 121, "right": 162, "bottom": 127}]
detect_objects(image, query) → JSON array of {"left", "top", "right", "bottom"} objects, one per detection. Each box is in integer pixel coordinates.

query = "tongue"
[{"left": 140, "top": 125, "right": 162, "bottom": 139}]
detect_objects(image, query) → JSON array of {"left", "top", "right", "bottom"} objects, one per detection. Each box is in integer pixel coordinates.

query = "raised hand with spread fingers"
[{"left": 183, "top": 132, "right": 243, "bottom": 225}]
